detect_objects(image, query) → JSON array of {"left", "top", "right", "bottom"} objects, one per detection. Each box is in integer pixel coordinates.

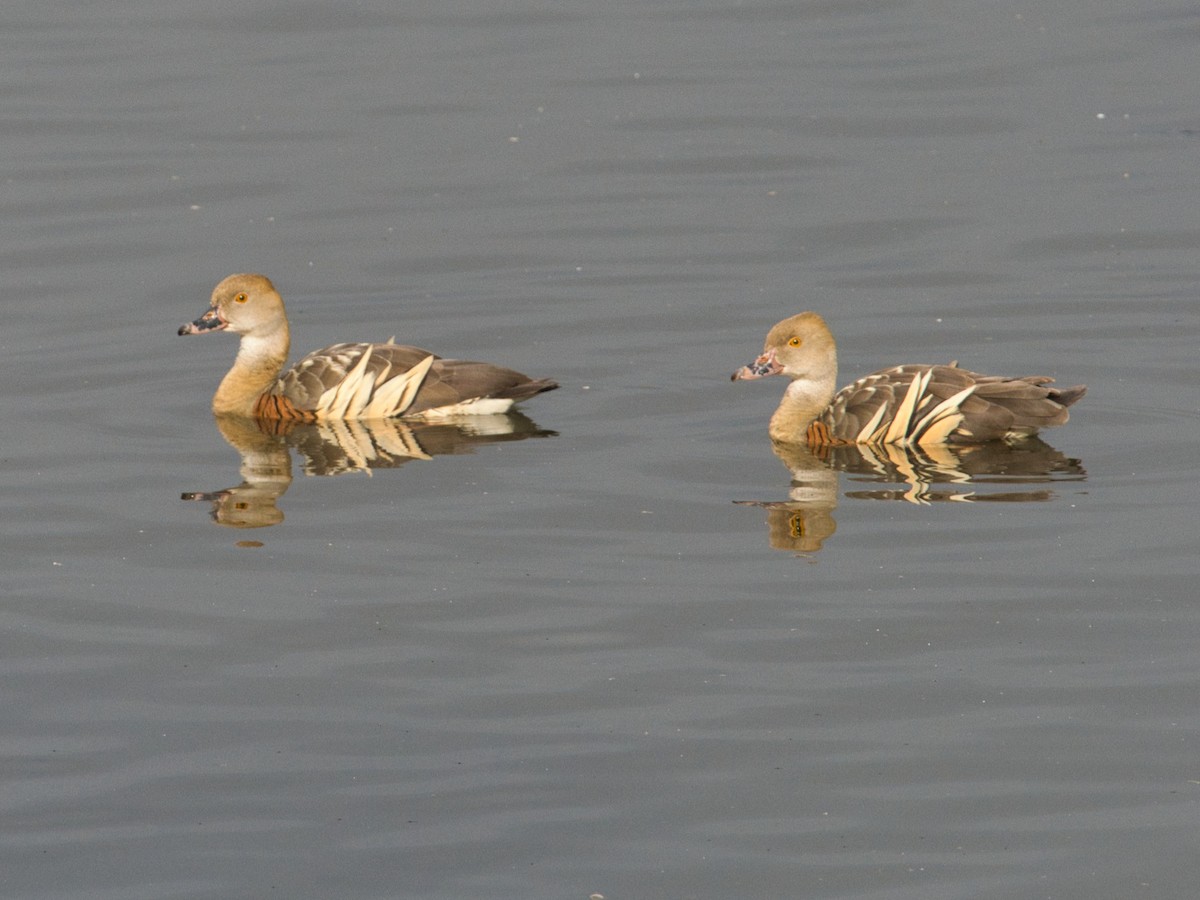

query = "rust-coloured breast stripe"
[{"left": 253, "top": 393, "right": 318, "bottom": 422}]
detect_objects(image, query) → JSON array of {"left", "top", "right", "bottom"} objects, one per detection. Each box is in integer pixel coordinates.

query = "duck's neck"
[
  {"left": 768, "top": 369, "right": 838, "bottom": 443},
  {"left": 212, "top": 324, "right": 291, "bottom": 417}
]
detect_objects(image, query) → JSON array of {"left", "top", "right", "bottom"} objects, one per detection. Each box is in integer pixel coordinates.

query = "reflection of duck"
[
  {"left": 181, "top": 415, "right": 292, "bottom": 529},
  {"left": 182, "top": 412, "right": 555, "bottom": 528},
  {"left": 277, "top": 412, "right": 556, "bottom": 476},
  {"left": 735, "top": 442, "right": 839, "bottom": 553},
  {"left": 809, "top": 437, "right": 1085, "bottom": 504},
  {"left": 732, "top": 312, "right": 1085, "bottom": 446},
  {"left": 736, "top": 437, "right": 1086, "bottom": 553},
  {"left": 178, "top": 274, "right": 558, "bottom": 420}
]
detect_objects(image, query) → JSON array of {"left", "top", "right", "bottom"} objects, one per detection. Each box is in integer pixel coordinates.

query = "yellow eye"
[
  {"left": 234, "top": 293, "right": 247, "bottom": 303},
  {"left": 788, "top": 336, "right": 802, "bottom": 347}
]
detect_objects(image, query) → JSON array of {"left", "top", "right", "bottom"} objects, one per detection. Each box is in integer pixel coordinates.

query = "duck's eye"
[
  {"left": 788, "top": 336, "right": 802, "bottom": 347},
  {"left": 234, "top": 293, "right": 247, "bottom": 303}
]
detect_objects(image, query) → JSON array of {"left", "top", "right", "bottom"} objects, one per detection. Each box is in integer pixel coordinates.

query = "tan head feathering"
[
  {"left": 178, "top": 274, "right": 558, "bottom": 420},
  {"left": 732, "top": 312, "right": 1085, "bottom": 446}
]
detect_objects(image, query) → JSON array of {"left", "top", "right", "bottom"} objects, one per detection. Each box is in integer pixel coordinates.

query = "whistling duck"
[
  {"left": 179, "top": 274, "right": 557, "bottom": 420},
  {"left": 732, "top": 312, "right": 1085, "bottom": 446}
]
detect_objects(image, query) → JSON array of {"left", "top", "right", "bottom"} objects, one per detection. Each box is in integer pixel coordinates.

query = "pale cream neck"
[
  {"left": 768, "top": 370, "right": 837, "bottom": 443},
  {"left": 211, "top": 324, "right": 291, "bottom": 417}
]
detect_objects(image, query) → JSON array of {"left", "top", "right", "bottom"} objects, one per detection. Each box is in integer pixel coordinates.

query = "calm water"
[{"left": 3, "top": 1, "right": 1199, "bottom": 898}]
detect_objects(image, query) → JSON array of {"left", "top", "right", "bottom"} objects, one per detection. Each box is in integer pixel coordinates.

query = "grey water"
[{"left": 3, "top": 1, "right": 1199, "bottom": 898}]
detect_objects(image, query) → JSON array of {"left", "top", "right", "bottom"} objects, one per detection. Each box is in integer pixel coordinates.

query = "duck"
[
  {"left": 178, "top": 274, "right": 558, "bottom": 420},
  {"left": 732, "top": 312, "right": 1085, "bottom": 446}
]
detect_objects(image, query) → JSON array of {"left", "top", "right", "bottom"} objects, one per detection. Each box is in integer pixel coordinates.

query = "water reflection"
[
  {"left": 737, "top": 438, "right": 1086, "bottom": 554},
  {"left": 182, "top": 413, "right": 556, "bottom": 529}
]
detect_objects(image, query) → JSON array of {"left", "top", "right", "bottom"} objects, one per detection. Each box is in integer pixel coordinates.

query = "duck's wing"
[
  {"left": 815, "top": 364, "right": 1085, "bottom": 446},
  {"left": 399, "top": 356, "right": 558, "bottom": 416},
  {"left": 272, "top": 341, "right": 556, "bottom": 420},
  {"left": 958, "top": 373, "right": 1086, "bottom": 441},
  {"left": 268, "top": 342, "right": 435, "bottom": 418}
]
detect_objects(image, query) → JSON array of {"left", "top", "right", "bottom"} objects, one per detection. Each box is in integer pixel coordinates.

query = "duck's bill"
[
  {"left": 731, "top": 355, "right": 782, "bottom": 381},
  {"left": 178, "top": 306, "right": 227, "bottom": 336}
]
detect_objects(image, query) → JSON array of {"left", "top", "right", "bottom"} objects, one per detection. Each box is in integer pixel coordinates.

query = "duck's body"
[
  {"left": 179, "top": 274, "right": 557, "bottom": 420},
  {"left": 732, "top": 312, "right": 1085, "bottom": 446}
]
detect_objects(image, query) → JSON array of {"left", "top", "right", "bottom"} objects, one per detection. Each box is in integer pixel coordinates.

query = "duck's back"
[{"left": 813, "top": 363, "right": 1086, "bottom": 446}]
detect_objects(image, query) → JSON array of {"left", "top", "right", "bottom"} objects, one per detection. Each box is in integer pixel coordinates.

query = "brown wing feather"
[
  {"left": 954, "top": 374, "right": 1085, "bottom": 441},
  {"left": 274, "top": 342, "right": 441, "bottom": 410},
  {"left": 819, "top": 364, "right": 1085, "bottom": 445},
  {"left": 401, "top": 359, "right": 558, "bottom": 415},
  {"left": 271, "top": 341, "right": 557, "bottom": 417},
  {"left": 820, "top": 364, "right": 958, "bottom": 442}
]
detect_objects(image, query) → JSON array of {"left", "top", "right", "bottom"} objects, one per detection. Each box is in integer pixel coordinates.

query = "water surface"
[{"left": 3, "top": 1, "right": 1199, "bottom": 898}]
